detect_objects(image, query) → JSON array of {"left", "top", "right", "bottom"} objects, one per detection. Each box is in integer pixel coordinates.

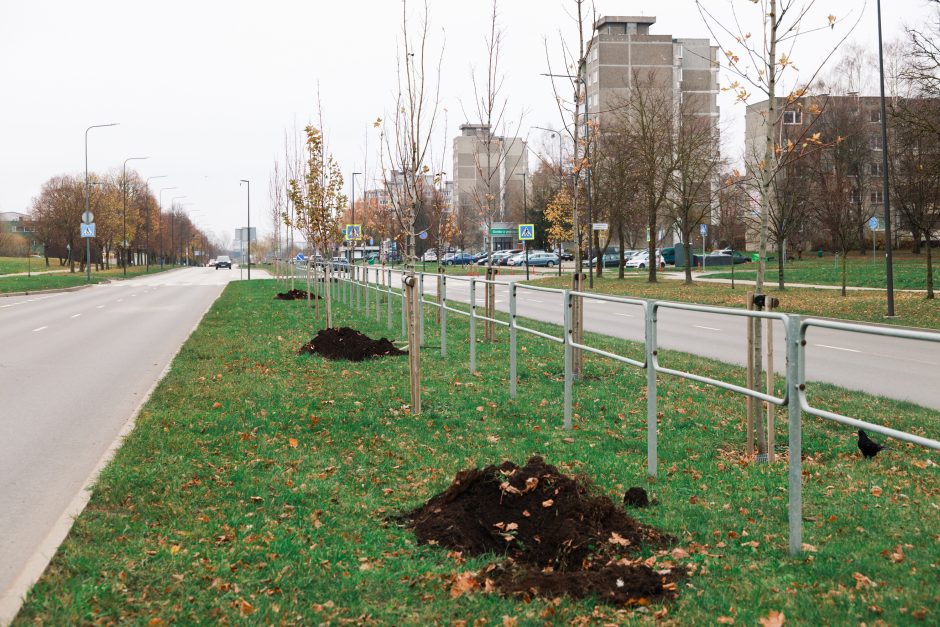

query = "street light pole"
[
  {"left": 240, "top": 180, "right": 251, "bottom": 280},
  {"left": 877, "top": 0, "right": 896, "bottom": 317},
  {"left": 145, "top": 176, "right": 167, "bottom": 271},
  {"left": 122, "top": 156, "right": 148, "bottom": 277},
  {"left": 84, "top": 123, "right": 119, "bottom": 282}
]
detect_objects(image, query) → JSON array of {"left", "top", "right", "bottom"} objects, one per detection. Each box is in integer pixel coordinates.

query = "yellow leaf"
[
  {"left": 870, "top": 486, "right": 883, "bottom": 497},
  {"left": 450, "top": 572, "right": 479, "bottom": 598},
  {"left": 542, "top": 499, "right": 554, "bottom": 508},
  {"left": 289, "top": 438, "right": 299, "bottom": 448},
  {"left": 170, "top": 544, "right": 181, "bottom": 555},
  {"left": 239, "top": 600, "right": 255, "bottom": 616},
  {"left": 758, "top": 610, "right": 785, "bottom": 627}
]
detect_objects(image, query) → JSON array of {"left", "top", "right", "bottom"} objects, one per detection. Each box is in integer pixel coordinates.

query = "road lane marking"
[
  {"left": 71, "top": 314, "right": 81, "bottom": 318},
  {"left": 815, "top": 344, "right": 861, "bottom": 354},
  {"left": 97, "top": 305, "right": 105, "bottom": 309},
  {"left": 117, "top": 298, "right": 124, "bottom": 302},
  {"left": 694, "top": 325, "right": 721, "bottom": 331},
  {"left": 614, "top": 313, "right": 633, "bottom": 318},
  {"left": 526, "top": 298, "right": 545, "bottom": 304},
  {"left": 32, "top": 326, "right": 47, "bottom": 332}
]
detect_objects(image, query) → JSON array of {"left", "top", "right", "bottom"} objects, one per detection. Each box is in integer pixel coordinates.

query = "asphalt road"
[
  {"left": 0, "top": 266, "right": 263, "bottom": 622},
  {"left": 382, "top": 270, "right": 940, "bottom": 411}
]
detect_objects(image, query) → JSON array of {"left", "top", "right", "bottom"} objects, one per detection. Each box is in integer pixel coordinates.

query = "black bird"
[{"left": 857, "top": 429, "right": 885, "bottom": 459}]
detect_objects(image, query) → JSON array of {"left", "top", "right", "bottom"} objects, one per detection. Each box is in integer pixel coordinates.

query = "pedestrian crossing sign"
[
  {"left": 518, "top": 224, "right": 535, "bottom": 241},
  {"left": 80, "top": 223, "right": 96, "bottom": 238},
  {"left": 345, "top": 224, "right": 362, "bottom": 241}
]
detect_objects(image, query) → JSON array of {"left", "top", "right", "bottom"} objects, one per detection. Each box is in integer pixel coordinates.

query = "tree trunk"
[
  {"left": 325, "top": 263, "right": 332, "bottom": 328},
  {"left": 647, "top": 207, "right": 657, "bottom": 283},
  {"left": 911, "top": 228, "right": 922, "bottom": 254},
  {"left": 306, "top": 261, "right": 312, "bottom": 309},
  {"left": 617, "top": 223, "right": 625, "bottom": 279},
  {"left": 841, "top": 248, "right": 848, "bottom": 297},
  {"left": 926, "top": 234, "right": 934, "bottom": 300},
  {"left": 777, "top": 240, "right": 785, "bottom": 290},
  {"left": 684, "top": 241, "right": 693, "bottom": 284}
]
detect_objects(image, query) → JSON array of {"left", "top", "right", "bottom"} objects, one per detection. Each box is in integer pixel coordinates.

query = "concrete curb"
[{"left": 0, "top": 283, "right": 100, "bottom": 298}]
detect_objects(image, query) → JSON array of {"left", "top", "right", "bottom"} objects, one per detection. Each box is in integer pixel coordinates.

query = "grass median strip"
[
  {"left": 16, "top": 280, "right": 937, "bottom": 625},
  {"left": 0, "top": 266, "right": 175, "bottom": 293}
]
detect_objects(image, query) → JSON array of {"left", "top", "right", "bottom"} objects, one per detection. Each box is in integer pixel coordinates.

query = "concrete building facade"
[{"left": 452, "top": 124, "right": 528, "bottom": 250}]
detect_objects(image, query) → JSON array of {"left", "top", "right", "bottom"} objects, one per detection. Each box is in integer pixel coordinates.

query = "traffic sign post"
[
  {"left": 80, "top": 223, "right": 96, "bottom": 238},
  {"left": 345, "top": 224, "right": 362, "bottom": 241},
  {"left": 518, "top": 224, "right": 535, "bottom": 241},
  {"left": 870, "top": 217, "right": 879, "bottom": 263}
]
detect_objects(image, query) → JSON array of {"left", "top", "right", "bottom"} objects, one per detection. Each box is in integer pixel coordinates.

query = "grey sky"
[{"left": 0, "top": 1, "right": 929, "bottom": 245}]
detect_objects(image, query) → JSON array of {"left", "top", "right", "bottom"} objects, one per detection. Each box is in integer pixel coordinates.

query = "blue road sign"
[
  {"left": 345, "top": 224, "right": 362, "bottom": 241},
  {"left": 295, "top": 253, "right": 305, "bottom": 262},
  {"left": 699, "top": 223, "right": 708, "bottom": 236},
  {"left": 418, "top": 231, "right": 428, "bottom": 240},
  {"left": 869, "top": 217, "right": 879, "bottom": 230},
  {"left": 80, "top": 223, "right": 96, "bottom": 238},
  {"left": 518, "top": 224, "right": 535, "bottom": 241}
]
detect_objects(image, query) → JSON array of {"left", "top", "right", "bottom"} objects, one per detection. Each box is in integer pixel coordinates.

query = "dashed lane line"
[
  {"left": 32, "top": 326, "right": 47, "bottom": 332},
  {"left": 694, "top": 325, "right": 722, "bottom": 332},
  {"left": 814, "top": 344, "right": 861, "bottom": 354}
]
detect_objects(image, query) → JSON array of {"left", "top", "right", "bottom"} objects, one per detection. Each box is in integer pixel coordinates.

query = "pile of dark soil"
[
  {"left": 298, "top": 327, "right": 405, "bottom": 362},
  {"left": 275, "top": 289, "right": 318, "bottom": 300},
  {"left": 403, "top": 456, "right": 683, "bottom": 606}
]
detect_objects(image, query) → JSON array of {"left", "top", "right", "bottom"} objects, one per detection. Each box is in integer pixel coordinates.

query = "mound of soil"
[
  {"left": 298, "top": 327, "right": 405, "bottom": 362},
  {"left": 403, "top": 456, "right": 682, "bottom": 606},
  {"left": 275, "top": 289, "right": 318, "bottom": 300}
]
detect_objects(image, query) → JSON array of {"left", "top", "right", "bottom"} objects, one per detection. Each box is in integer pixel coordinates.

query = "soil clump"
[
  {"left": 623, "top": 486, "right": 650, "bottom": 508},
  {"left": 298, "top": 327, "right": 405, "bottom": 362},
  {"left": 403, "top": 456, "right": 683, "bottom": 606},
  {"left": 275, "top": 289, "right": 319, "bottom": 300}
]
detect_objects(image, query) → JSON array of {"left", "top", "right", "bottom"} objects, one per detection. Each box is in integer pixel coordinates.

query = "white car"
[{"left": 625, "top": 250, "right": 665, "bottom": 270}]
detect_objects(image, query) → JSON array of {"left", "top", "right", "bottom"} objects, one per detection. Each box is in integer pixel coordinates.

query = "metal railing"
[{"left": 308, "top": 262, "right": 939, "bottom": 557}]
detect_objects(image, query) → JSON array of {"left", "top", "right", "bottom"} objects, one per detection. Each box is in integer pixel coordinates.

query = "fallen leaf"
[
  {"left": 170, "top": 544, "right": 181, "bottom": 555},
  {"left": 239, "top": 600, "right": 255, "bottom": 617},
  {"left": 717, "top": 618, "right": 735, "bottom": 625},
  {"left": 852, "top": 571, "right": 875, "bottom": 589},
  {"left": 758, "top": 610, "right": 784, "bottom": 627},
  {"left": 671, "top": 547, "right": 690, "bottom": 559},
  {"left": 542, "top": 499, "right": 554, "bottom": 508},
  {"left": 288, "top": 438, "right": 299, "bottom": 448},
  {"left": 212, "top": 402, "right": 222, "bottom": 409},
  {"left": 801, "top": 543, "right": 817, "bottom": 553},
  {"left": 450, "top": 572, "right": 479, "bottom": 598},
  {"left": 502, "top": 617, "right": 518, "bottom": 627},
  {"left": 609, "top": 532, "right": 632, "bottom": 547}
]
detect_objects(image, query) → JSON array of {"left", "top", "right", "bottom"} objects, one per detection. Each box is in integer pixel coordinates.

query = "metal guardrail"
[{"left": 313, "top": 263, "right": 938, "bottom": 557}]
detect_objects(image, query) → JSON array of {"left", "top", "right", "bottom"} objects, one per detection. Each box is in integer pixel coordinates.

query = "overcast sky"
[{"left": 0, "top": 1, "right": 931, "bottom": 245}]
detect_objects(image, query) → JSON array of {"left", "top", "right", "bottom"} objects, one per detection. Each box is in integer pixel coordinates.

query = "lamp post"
[
  {"left": 144, "top": 176, "right": 167, "bottom": 271},
  {"left": 877, "top": 0, "right": 896, "bottom": 317},
  {"left": 84, "top": 123, "right": 119, "bottom": 282},
  {"left": 158, "top": 186, "right": 177, "bottom": 269},
  {"left": 516, "top": 172, "right": 530, "bottom": 280},
  {"left": 122, "top": 156, "right": 148, "bottom": 276},
  {"left": 240, "top": 180, "right": 251, "bottom": 280},
  {"left": 170, "top": 195, "right": 186, "bottom": 266},
  {"left": 351, "top": 172, "right": 362, "bottom": 264}
]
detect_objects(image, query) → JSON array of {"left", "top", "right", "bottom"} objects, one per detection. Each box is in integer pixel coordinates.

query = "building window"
[
  {"left": 870, "top": 162, "right": 883, "bottom": 176},
  {"left": 870, "top": 109, "right": 882, "bottom": 123},
  {"left": 870, "top": 136, "right": 883, "bottom": 150},
  {"left": 591, "top": 70, "right": 598, "bottom": 85},
  {"left": 783, "top": 110, "right": 802, "bottom": 125},
  {"left": 590, "top": 47, "right": 598, "bottom": 62},
  {"left": 870, "top": 190, "right": 884, "bottom": 203}
]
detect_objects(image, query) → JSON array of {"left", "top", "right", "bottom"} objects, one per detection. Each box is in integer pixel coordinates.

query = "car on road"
[
  {"left": 522, "top": 252, "right": 560, "bottom": 267},
  {"left": 207, "top": 258, "right": 217, "bottom": 268},
  {"left": 215, "top": 255, "right": 232, "bottom": 269},
  {"left": 661, "top": 248, "right": 675, "bottom": 265},
  {"left": 422, "top": 250, "right": 438, "bottom": 262},
  {"left": 582, "top": 252, "right": 622, "bottom": 268}
]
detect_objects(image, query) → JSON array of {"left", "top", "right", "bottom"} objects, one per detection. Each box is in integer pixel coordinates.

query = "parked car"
[
  {"left": 557, "top": 249, "right": 574, "bottom": 261},
  {"left": 330, "top": 256, "right": 349, "bottom": 267},
  {"left": 207, "top": 258, "right": 217, "bottom": 268},
  {"left": 707, "top": 250, "right": 751, "bottom": 264},
  {"left": 476, "top": 250, "right": 517, "bottom": 266},
  {"left": 660, "top": 247, "right": 675, "bottom": 265},
  {"left": 443, "top": 252, "right": 475, "bottom": 266},
  {"left": 422, "top": 250, "right": 438, "bottom": 262},
  {"left": 582, "top": 253, "right": 621, "bottom": 268},
  {"left": 215, "top": 255, "right": 232, "bottom": 269},
  {"left": 525, "top": 252, "right": 560, "bottom": 267},
  {"left": 625, "top": 250, "right": 665, "bottom": 270}
]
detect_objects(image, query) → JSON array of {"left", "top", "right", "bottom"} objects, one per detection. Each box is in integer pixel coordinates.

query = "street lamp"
[
  {"left": 240, "top": 180, "right": 251, "bottom": 280},
  {"left": 876, "top": 0, "right": 896, "bottom": 317},
  {"left": 516, "top": 172, "right": 530, "bottom": 280},
  {"left": 84, "top": 122, "right": 119, "bottom": 281},
  {"left": 351, "top": 172, "right": 362, "bottom": 264},
  {"left": 122, "top": 156, "right": 148, "bottom": 276},
  {"left": 170, "top": 195, "right": 187, "bottom": 266}
]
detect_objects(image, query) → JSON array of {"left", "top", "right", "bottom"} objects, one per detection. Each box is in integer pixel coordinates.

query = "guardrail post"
[
  {"left": 375, "top": 268, "right": 381, "bottom": 322},
  {"left": 787, "top": 314, "right": 803, "bottom": 557},
  {"left": 419, "top": 273, "right": 425, "bottom": 346},
  {"left": 440, "top": 276, "right": 447, "bottom": 357},
  {"left": 509, "top": 283, "right": 517, "bottom": 400},
  {"left": 563, "top": 289, "right": 573, "bottom": 430},
  {"left": 365, "top": 267, "right": 370, "bottom": 312},
  {"left": 469, "top": 278, "right": 477, "bottom": 373},
  {"left": 646, "top": 301, "right": 658, "bottom": 478},
  {"left": 356, "top": 266, "right": 362, "bottom": 310}
]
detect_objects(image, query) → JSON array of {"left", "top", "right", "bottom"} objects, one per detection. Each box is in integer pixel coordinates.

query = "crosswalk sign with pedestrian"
[
  {"left": 518, "top": 224, "right": 535, "bottom": 241},
  {"left": 80, "top": 223, "right": 96, "bottom": 238}
]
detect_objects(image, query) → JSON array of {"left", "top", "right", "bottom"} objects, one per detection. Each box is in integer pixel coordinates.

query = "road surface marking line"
[
  {"left": 526, "top": 298, "right": 545, "bottom": 304},
  {"left": 32, "top": 326, "right": 47, "bottom": 332},
  {"left": 694, "top": 325, "right": 721, "bottom": 331},
  {"left": 814, "top": 343, "right": 861, "bottom": 354},
  {"left": 71, "top": 314, "right": 81, "bottom": 318},
  {"left": 614, "top": 313, "right": 633, "bottom": 318},
  {"left": 117, "top": 298, "right": 124, "bottom": 302},
  {"left": 97, "top": 305, "right": 105, "bottom": 309},
  {"left": 0, "top": 304, "right": 11, "bottom": 309}
]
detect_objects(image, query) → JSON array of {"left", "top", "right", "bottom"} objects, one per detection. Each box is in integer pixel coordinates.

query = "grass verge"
[
  {"left": 530, "top": 274, "right": 939, "bottom": 330},
  {"left": 0, "top": 266, "right": 175, "bottom": 294},
  {"left": 16, "top": 279, "right": 937, "bottom": 625}
]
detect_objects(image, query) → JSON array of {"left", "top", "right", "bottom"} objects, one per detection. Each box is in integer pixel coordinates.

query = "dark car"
[
  {"left": 215, "top": 255, "right": 232, "bottom": 269},
  {"left": 661, "top": 247, "right": 676, "bottom": 265},
  {"left": 707, "top": 251, "right": 751, "bottom": 264},
  {"left": 443, "top": 252, "right": 475, "bottom": 266},
  {"left": 582, "top": 253, "right": 621, "bottom": 268}
]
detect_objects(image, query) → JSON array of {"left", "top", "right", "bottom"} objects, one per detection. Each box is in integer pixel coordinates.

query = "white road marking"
[
  {"left": 71, "top": 314, "right": 81, "bottom": 319},
  {"left": 0, "top": 304, "right": 12, "bottom": 309},
  {"left": 32, "top": 326, "right": 47, "bottom": 332},
  {"left": 815, "top": 343, "right": 861, "bottom": 354},
  {"left": 694, "top": 325, "right": 721, "bottom": 331},
  {"left": 97, "top": 305, "right": 105, "bottom": 309},
  {"left": 615, "top": 313, "right": 633, "bottom": 318},
  {"left": 117, "top": 298, "right": 124, "bottom": 302},
  {"left": 526, "top": 298, "right": 545, "bottom": 304}
]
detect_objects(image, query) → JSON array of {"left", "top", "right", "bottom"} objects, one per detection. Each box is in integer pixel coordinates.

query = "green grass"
[
  {"left": 530, "top": 274, "right": 940, "bottom": 330},
  {"left": 704, "top": 255, "right": 932, "bottom": 290},
  {"left": 0, "top": 266, "right": 174, "bottom": 293},
  {"left": 16, "top": 279, "right": 938, "bottom": 625},
  {"left": 0, "top": 256, "right": 69, "bottom": 276}
]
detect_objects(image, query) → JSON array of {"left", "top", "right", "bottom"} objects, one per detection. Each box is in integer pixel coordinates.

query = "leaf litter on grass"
[{"left": 401, "top": 455, "right": 686, "bottom": 606}]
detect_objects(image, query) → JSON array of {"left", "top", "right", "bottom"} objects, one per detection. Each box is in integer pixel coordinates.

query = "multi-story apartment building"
[
  {"left": 585, "top": 16, "right": 720, "bottom": 122},
  {"left": 452, "top": 124, "right": 528, "bottom": 250}
]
